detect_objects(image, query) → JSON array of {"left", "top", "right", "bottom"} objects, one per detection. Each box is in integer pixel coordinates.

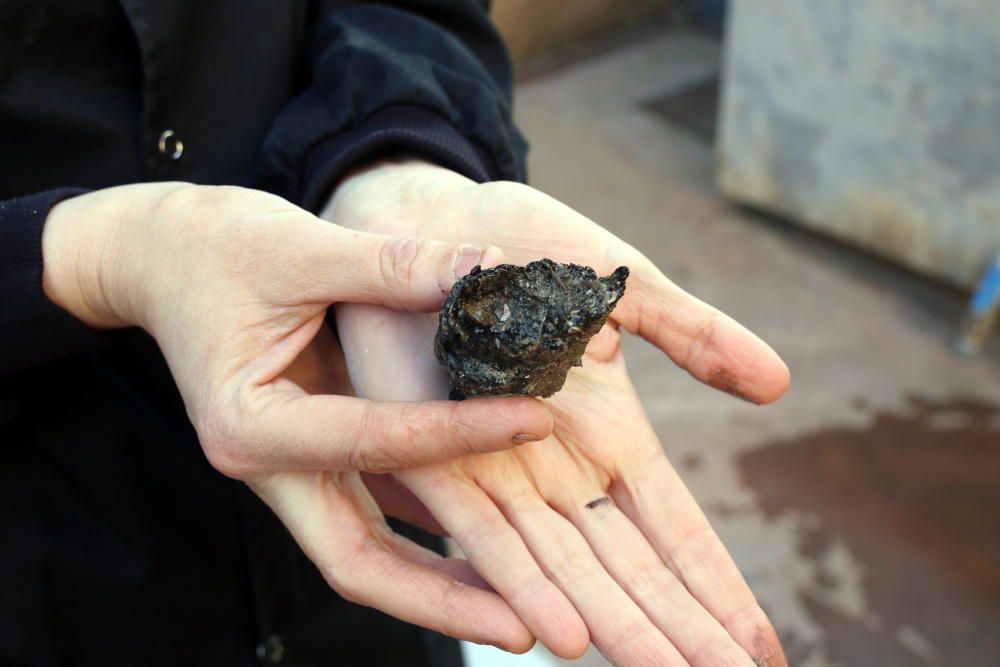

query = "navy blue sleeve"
[
  {"left": 299, "top": 104, "right": 496, "bottom": 211},
  {"left": 0, "top": 189, "right": 118, "bottom": 375},
  {"left": 257, "top": 1, "right": 528, "bottom": 211}
]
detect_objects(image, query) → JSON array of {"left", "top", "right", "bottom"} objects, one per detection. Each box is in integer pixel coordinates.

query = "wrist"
[
  {"left": 43, "top": 190, "right": 128, "bottom": 329},
  {"left": 42, "top": 182, "right": 189, "bottom": 330},
  {"left": 320, "top": 158, "right": 473, "bottom": 235}
]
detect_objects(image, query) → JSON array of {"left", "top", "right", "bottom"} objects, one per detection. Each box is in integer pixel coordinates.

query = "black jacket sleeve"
[
  {"left": 0, "top": 188, "right": 119, "bottom": 375},
  {"left": 2, "top": 1, "right": 526, "bottom": 375},
  {"left": 257, "top": 0, "right": 528, "bottom": 211}
]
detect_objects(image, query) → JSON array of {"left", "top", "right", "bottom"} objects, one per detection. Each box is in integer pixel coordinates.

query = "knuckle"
[
  {"left": 461, "top": 515, "right": 508, "bottom": 553},
  {"left": 196, "top": 388, "right": 257, "bottom": 479},
  {"left": 346, "top": 404, "right": 402, "bottom": 472},
  {"left": 633, "top": 295, "right": 665, "bottom": 343},
  {"left": 611, "top": 620, "right": 655, "bottom": 653},
  {"left": 624, "top": 557, "right": 669, "bottom": 600},
  {"left": 444, "top": 407, "right": 487, "bottom": 456},
  {"left": 435, "top": 577, "right": 468, "bottom": 628},
  {"left": 328, "top": 566, "right": 365, "bottom": 605},
  {"left": 199, "top": 415, "right": 251, "bottom": 478},
  {"left": 683, "top": 312, "right": 723, "bottom": 370},
  {"left": 347, "top": 446, "right": 398, "bottom": 474},
  {"left": 378, "top": 236, "right": 424, "bottom": 291},
  {"left": 609, "top": 622, "right": 684, "bottom": 667},
  {"left": 327, "top": 535, "right": 381, "bottom": 604},
  {"left": 508, "top": 574, "right": 551, "bottom": 608},
  {"left": 504, "top": 487, "right": 545, "bottom": 514},
  {"left": 547, "top": 549, "right": 593, "bottom": 588},
  {"left": 151, "top": 184, "right": 254, "bottom": 260},
  {"left": 724, "top": 601, "right": 769, "bottom": 631},
  {"left": 155, "top": 184, "right": 249, "bottom": 226},
  {"left": 151, "top": 183, "right": 208, "bottom": 217},
  {"left": 690, "top": 638, "right": 750, "bottom": 667},
  {"left": 668, "top": 522, "right": 717, "bottom": 578},
  {"left": 360, "top": 402, "right": 453, "bottom": 470}
]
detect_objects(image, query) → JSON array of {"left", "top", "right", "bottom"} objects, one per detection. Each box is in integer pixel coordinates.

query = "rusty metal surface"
[{"left": 716, "top": 0, "right": 1000, "bottom": 289}]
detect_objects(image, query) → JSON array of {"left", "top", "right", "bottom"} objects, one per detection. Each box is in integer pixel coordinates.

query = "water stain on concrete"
[{"left": 739, "top": 396, "right": 1000, "bottom": 666}]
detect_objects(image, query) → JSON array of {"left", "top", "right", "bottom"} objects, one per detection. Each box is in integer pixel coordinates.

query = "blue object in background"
[
  {"left": 956, "top": 253, "right": 1000, "bottom": 354},
  {"left": 969, "top": 257, "right": 1000, "bottom": 315}
]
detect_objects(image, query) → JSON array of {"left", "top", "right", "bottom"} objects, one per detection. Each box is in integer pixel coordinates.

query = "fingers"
[
  {"left": 611, "top": 263, "right": 790, "bottom": 404},
  {"left": 252, "top": 471, "right": 533, "bottom": 652},
  {"left": 482, "top": 480, "right": 689, "bottom": 667},
  {"left": 352, "top": 473, "right": 484, "bottom": 589},
  {"left": 314, "top": 227, "right": 505, "bottom": 312},
  {"left": 361, "top": 472, "right": 448, "bottom": 536},
  {"left": 377, "top": 529, "right": 493, "bottom": 592},
  {"left": 612, "top": 453, "right": 788, "bottom": 667},
  {"left": 207, "top": 388, "right": 553, "bottom": 477},
  {"left": 403, "top": 468, "right": 590, "bottom": 659},
  {"left": 558, "top": 493, "right": 757, "bottom": 666}
]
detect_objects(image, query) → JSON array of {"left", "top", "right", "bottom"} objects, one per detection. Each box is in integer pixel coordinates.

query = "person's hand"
[
  {"left": 41, "top": 182, "right": 554, "bottom": 647},
  {"left": 327, "top": 161, "right": 791, "bottom": 666}
]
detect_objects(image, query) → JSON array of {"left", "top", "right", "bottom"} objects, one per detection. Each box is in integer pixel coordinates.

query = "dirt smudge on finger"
[
  {"left": 708, "top": 367, "right": 757, "bottom": 404},
  {"left": 584, "top": 496, "right": 612, "bottom": 510}
]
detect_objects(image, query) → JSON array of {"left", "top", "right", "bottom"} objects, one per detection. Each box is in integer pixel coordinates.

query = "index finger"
[
  {"left": 225, "top": 386, "right": 554, "bottom": 475},
  {"left": 611, "top": 261, "right": 790, "bottom": 405}
]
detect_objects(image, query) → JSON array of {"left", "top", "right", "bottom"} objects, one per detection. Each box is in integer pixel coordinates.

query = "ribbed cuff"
[
  {"left": 0, "top": 188, "right": 118, "bottom": 375},
  {"left": 299, "top": 105, "right": 498, "bottom": 213}
]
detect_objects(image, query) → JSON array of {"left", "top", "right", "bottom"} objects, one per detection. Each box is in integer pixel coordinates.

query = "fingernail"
[
  {"left": 511, "top": 432, "right": 543, "bottom": 444},
  {"left": 454, "top": 245, "right": 484, "bottom": 279}
]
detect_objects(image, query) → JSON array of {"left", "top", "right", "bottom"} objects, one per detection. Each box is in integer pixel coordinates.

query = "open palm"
[{"left": 329, "top": 161, "right": 790, "bottom": 666}]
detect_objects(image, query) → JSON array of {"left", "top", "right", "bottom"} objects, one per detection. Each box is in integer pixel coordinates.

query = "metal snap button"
[
  {"left": 255, "top": 634, "right": 284, "bottom": 664},
  {"left": 157, "top": 130, "right": 184, "bottom": 160}
]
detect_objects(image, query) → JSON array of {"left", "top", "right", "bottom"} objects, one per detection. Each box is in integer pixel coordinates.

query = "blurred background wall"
[
  {"left": 716, "top": 0, "right": 1000, "bottom": 289},
  {"left": 491, "top": 0, "right": 668, "bottom": 69}
]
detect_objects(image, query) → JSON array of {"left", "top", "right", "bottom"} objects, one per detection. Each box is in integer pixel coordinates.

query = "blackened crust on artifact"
[{"left": 435, "top": 259, "right": 629, "bottom": 398}]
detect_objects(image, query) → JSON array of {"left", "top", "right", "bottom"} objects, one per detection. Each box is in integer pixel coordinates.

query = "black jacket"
[{"left": 0, "top": 1, "right": 525, "bottom": 664}]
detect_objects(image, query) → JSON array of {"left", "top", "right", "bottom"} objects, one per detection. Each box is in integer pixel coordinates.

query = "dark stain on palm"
[
  {"left": 585, "top": 496, "right": 612, "bottom": 510},
  {"left": 739, "top": 396, "right": 1000, "bottom": 666}
]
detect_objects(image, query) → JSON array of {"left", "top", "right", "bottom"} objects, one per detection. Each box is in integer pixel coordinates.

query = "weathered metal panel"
[{"left": 717, "top": 0, "right": 1000, "bottom": 288}]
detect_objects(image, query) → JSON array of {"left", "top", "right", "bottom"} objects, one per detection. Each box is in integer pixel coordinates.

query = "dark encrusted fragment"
[{"left": 435, "top": 259, "right": 629, "bottom": 398}]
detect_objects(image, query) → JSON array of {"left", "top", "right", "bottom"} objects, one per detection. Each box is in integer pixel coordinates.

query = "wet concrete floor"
[
  {"left": 741, "top": 398, "right": 1000, "bottom": 665},
  {"left": 500, "top": 27, "right": 1000, "bottom": 667}
]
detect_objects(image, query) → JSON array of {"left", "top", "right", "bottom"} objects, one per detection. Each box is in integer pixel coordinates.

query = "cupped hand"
[
  {"left": 41, "top": 182, "right": 555, "bottom": 648},
  {"left": 328, "top": 161, "right": 790, "bottom": 666},
  {"left": 251, "top": 324, "right": 543, "bottom": 650}
]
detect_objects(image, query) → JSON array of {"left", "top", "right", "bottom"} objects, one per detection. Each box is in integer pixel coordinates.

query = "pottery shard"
[{"left": 435, "top": 258, "right": 629, "bottom": 399}]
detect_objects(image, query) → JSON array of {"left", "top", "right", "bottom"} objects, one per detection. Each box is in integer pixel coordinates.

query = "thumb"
[{"left": 318, "top": 228, "right": 505, "bottom": 312}]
